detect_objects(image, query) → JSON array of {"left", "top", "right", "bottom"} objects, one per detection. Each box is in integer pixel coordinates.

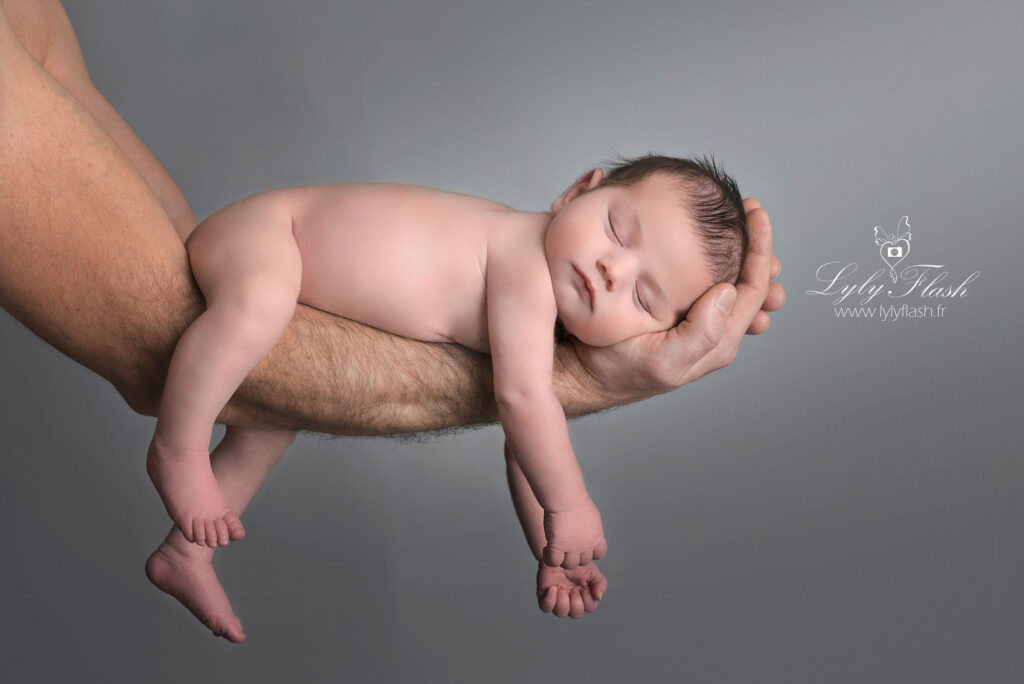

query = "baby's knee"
[{"left": 225, "top": 281, "right": 298, "bottom": 328}]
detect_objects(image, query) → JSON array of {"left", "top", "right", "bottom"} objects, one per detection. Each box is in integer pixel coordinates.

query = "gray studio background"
[{"left": 2, "top": 0, "right": 1022, "bottom": 682}]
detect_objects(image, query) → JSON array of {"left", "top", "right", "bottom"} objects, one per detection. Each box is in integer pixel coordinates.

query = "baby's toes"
[
  {"left": 213, "top": 518, "right": 230, "bottom": 547},
  {"left": 190, "top": 519, "right": 207, "bottom": 546},
  {"left": 562, "top": 552, "right": 580, "bottom": 570},
  {"left": 225, "top": 513, "right": 245, "bottom": 542},
  {"left": 205, "top": 520, "right": 219, "bottom": 548},
  {"left": 177, "top": 521, "right": 195, "bottom": 544},
  {"left": 579, "top": 550, "right": 594, "bottom": 566}
]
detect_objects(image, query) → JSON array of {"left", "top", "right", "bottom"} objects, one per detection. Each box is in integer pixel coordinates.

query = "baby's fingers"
[
  {"left": 554, "top": 587, "right": 572, "bottom": 617},
  {"left": 589, "top": 575, "right": 608, "bottom": 603},
  {"left": 539, "top": 585, "right": 558, "bottom": 613},
  {"left": 561, "top": 551, "right": 581, "bottom": 570},
  {"left": 543, "top": 545, "right": 565, "bottom": 568},
  {"left": 568, "top": 589, "right": 585, "bottom": 618}
]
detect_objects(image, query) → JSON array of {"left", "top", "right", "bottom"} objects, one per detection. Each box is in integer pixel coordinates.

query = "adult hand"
[{"left": 572, "top": 199, "right": 784, "bottom": 401}]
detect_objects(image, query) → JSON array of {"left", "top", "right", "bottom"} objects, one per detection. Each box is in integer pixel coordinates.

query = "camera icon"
[{"left": 886, "top": 245, "right": 903, "bottom": 258}]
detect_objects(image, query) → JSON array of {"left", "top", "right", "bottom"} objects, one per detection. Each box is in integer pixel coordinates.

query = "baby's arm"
[
  {"left": 507, "top": 441, "right": 609, "bottom": 618},
  {"left": 504, "top": 440, "right": 546, "bottom": 561},
  {"left": 487, "top": 253, "right": 607, "bottom": 569}
]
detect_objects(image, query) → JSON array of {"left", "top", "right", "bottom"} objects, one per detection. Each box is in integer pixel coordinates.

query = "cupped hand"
[
  {"left": 542, "top": 496, "right": 608, "bottom": 569},
  {"left": 573, "top": 199, "right": 784, "bottom": 401},
  {"left": 537, "top": 558, "right": 608, "bottom": 618}
]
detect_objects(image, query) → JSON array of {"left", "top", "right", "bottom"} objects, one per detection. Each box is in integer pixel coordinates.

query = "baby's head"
[{"left": 547, "top": 153, "right": 748, "bottom": 347}]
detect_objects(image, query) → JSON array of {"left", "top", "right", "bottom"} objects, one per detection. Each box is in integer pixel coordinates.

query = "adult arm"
[
  {"left": 0, "top": 5, "right": 783, "bottom": 439},
  {"left": 0, "top": 7, "right": 493, "bottom": 436}
]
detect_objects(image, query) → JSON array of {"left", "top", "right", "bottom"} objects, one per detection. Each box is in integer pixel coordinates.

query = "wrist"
[
  {"left": 544, "top": 491, "right": 592, "bottom": 514},
  {"left": 552, "top": 342, "right": 627, "bottom": 417}
]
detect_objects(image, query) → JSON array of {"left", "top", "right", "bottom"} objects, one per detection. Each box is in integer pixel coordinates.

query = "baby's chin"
[
  {"left": 559, "top": 323, "right": 625, "bottom": 348},
  {"left": 557, "top": 313, "right": 636, "bottom": 347}
]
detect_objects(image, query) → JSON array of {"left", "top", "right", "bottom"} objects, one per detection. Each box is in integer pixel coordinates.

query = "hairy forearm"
[
  {"left": 142, "top": 303, "right": 619, "bottom": 436},
  {"left": 0, "top": 19, "right": 627, "bottom": 436},
  {"left": 212, "top": 304, "right": 500, "bottom": 435}
]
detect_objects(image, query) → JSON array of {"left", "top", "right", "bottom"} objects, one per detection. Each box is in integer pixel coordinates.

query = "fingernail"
[{"left": 716, "top": 287, "right": 737, "bottom": 313}]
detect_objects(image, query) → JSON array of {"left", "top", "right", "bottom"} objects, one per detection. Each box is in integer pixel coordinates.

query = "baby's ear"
[{"left": 550, "top": 168, "right": 604, "bottom": 213}]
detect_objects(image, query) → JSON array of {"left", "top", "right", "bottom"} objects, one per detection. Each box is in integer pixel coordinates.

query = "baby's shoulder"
[{"left": 485, "top": 239, "right": 554, "bottom": 330}]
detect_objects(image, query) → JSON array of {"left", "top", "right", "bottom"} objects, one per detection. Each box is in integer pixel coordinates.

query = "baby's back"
[{"left": 289, "top": 183, "right": 507, "bottom": 353}]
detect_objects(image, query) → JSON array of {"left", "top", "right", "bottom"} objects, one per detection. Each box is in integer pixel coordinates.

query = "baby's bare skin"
[
  {"left": 1, "top": 0, "right": 783, "bottom": 635},
  {"left": 149, "top": 171, "right": 710, "bottom": 568},
  {"left": 291, "top": 182, "right": 508, "bottom": 353}
]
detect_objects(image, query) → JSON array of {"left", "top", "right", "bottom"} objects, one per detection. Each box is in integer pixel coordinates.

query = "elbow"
[
  {"left": 121, "top": 383, "right": 159, "bottom": 418},
  {"left": 115, "top": 369, "right": 162, "bottom": 417}
]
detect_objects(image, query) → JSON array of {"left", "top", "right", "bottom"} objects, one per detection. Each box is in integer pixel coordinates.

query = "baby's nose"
[{"left": 598, "top": 257, "right": 626, "bottom": 290}]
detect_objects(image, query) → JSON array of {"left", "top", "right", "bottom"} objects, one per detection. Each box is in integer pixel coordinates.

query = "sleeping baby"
[{"left": 145, "top": 152, "right": 748, "bottom": 628}]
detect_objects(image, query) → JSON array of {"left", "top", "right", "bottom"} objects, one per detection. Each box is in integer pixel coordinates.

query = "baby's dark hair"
[{"left": 595, "top": 152, "right": 748, "bottom": 294}]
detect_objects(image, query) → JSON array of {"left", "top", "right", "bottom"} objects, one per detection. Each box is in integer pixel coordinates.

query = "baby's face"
[{"left": 545, "top": 172, "right": 714, "bottom": 347}]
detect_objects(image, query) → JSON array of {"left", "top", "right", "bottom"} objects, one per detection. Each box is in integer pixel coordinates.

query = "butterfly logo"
[{"left": 874, "top": 216, "right": 912, "bottom": 283}]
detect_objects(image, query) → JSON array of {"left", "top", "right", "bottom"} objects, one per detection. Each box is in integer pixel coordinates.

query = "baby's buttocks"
[{"left": 290, "top": 183, "right": 492, "bottom": 352}]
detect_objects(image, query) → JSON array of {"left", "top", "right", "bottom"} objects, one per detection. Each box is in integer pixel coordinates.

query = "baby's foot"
[
  {"left": 147, "top": 437, "right": 245, "bottom": 547},
  {"left": 145, "top": 529, "right": 246, "bottom": 643}
]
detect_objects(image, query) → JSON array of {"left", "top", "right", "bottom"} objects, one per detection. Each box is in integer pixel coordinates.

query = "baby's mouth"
[{"left": 574, "top": 265, "right": 594, "bottom": 311}]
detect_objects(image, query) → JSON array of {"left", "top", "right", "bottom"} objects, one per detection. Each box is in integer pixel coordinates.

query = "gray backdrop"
[{"left": 2, "top": 1, "right": 1022, "bottom": 682}]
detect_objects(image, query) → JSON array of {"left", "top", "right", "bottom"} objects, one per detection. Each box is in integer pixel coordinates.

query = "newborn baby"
[{"left": 146, "top": 153, "right": 748, "bottom": 573}]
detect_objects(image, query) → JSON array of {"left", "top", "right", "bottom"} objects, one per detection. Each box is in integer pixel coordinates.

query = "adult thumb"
[
  {"left": 714, "top": 284, "right": 737, "bottom": 314},
  {"left": 671, "top": 283, "right": 736, "bottom": 355}
]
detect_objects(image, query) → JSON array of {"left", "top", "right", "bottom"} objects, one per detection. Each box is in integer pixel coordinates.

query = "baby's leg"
[
  {"left": 146, "top": 426, "right": 297, "bottom": 643},
  {"left": 147, "top": 190, "right": 302, "bottom": 546}
]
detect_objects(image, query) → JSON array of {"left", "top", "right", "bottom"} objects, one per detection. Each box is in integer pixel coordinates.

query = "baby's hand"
[
  {"left": 542, "top": 495, "right": 608, "bottom": 569},
  {"left": 536, "top": 558, "right": 608, "bottom": 619}
]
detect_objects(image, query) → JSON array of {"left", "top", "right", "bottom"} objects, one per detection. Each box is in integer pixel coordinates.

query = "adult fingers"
[
  {"left": 765, "top": 280, "right": 785, "bottom": 311},
  {"left": 747, "top": 281, "right": 787, "bottom": 334},
  {"left": 747, "top": 310, "right": 771, "bottom": 335},
  {"left": 724, "top": 208, "right": 774, "bottom": 341},
  {"left": 739, "top": 207, "right": 774, "bottom": 289},
  {"left": 685, "top": 207, "right": 774, "bottom": 380},
  {"left": 659, "top": 282, "right": 736, "bottom": 386}
]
